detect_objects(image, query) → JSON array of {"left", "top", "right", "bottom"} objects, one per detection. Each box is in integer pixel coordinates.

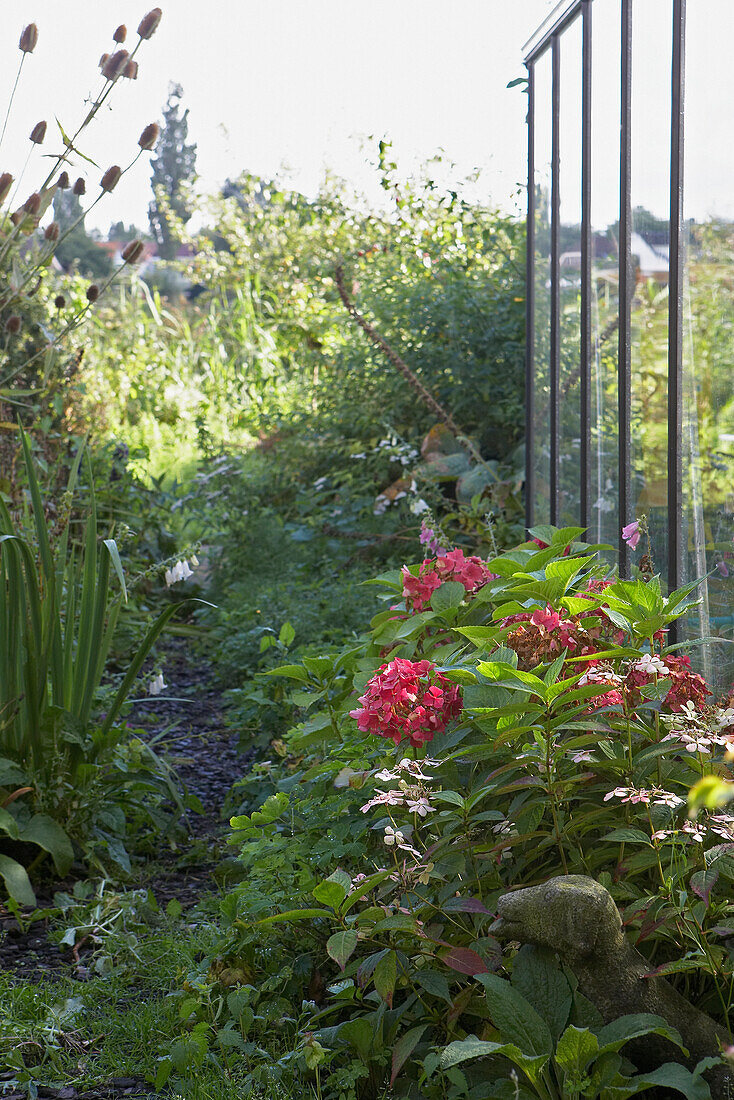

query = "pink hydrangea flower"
[
  {"left": 402, "top": 548, "right": 496, "bottom": 612},
  {"left": 349, "top": 657, "right": 462, "bottom": 748}
]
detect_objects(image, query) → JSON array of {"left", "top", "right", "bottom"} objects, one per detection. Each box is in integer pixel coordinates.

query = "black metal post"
[
  {"left": 668, "top": 0, "right": 685, "bottom": 614},
  {"left": 618, "top": 0, "right": 632, "bottom": 575},
  {"left": 526, "top": 61, "right": 536, "bottom": 533},
  {"left": 580, "top": 0, "right": 592, "bottom": 533},
  {"left": 550, "top": 34, "right": 561, "bottom": 525}
]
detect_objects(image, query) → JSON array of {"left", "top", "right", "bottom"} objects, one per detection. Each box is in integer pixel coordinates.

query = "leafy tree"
[{"left": 148, "top": 82, "right": 197, "bottom": 260}]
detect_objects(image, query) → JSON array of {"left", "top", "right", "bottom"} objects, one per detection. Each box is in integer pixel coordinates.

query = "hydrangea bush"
[{"left": 171, "top": 525, "right": 734, "bottom": 1098}]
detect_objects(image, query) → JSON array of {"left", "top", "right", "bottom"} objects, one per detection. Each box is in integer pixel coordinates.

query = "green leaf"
[
  {"left": 596, "top": 1013, "right": 687, "bottom": 1057},
  {"left": 390, "top": 1025, "right": 427, "bottom": 1085},
  {"left": 440, "top": 1036, "right": 549, "bottom": 1081},
  {"left": 476, "top": 973, "right": 553, "bottom": 1057},
  {"left": 605, "top": 828, "right": 652, "bottom": 846},
  {"left": 326, "top": 930, "right": 358, "bottom": 971},
  {"left": 251, "top": 907, "right": 331, "bottom": 926},
  {"left": 266, "top": 663, "right": 309, "bottom": 682},
  {"left": 0, "top": 806, "right": 19, "bottom": 839},
  {"left": 416, "top": 968, "right": 452, "bottom": 1003},
  {"left": 0, "top": 854, "right": 36, "bottom": 906},
  {"left": 18, "top": 814, "right": 74, "bottom": 875},
  {"left": 554, "top": 1025, "right": 599, "bottom": 1077},
  {"left": 430, "top": 580, "right": 467, "bottom": 614},
  {"left": 511, "top": 945, "right": 572, "bottom": 1042},
  {"left": 313, "top": 878, "right": 348, "bottom": 909},
  {"left": 373, "top": 949, "right": 397, "bottom": 1006},
  {"left": 278, "top": 621, "right": 296, "bottom": 646},
  {"left": 622, "top": 1061, "right": 713, "bottom": 1099}
]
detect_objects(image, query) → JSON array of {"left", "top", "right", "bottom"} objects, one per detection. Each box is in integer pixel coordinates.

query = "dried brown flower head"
[
  {"left": 23, "top": 192, "right": 41, "bottom": 215},
  {"left": 0, "top": 173, "right": 13, "bottom": 204},
  {"left": 137, "top": 8, "right": 162, "bottom": 39},
  {"left": 123, "top": 59, "right": 139, "bottom": 79},
  {"left": 138, "top": 123, "right": 160, "bottom": 150},
  {"left": 44, "top": 221, "right": 60, "bottom": 242},
  {"left": 99, "top": 53, "right": 110, "bottom": 69},
  {"left": 56, "top": 170, "right": 70, "bottom": 189},
  {"left": 29, "top": 121, "right": 47, "bottom": 144},
  {"left": 5, "top": 316, "right": 22, "bottom": 334},
  {"left": 73, "top": 177, "right": 86, "bottom": 196},
  {"left": 100, "top": 165, "right": 122, "bottom": 192},
  {"left": 102, "top": 50, "right": 129, "bottom": 81},
  {"left": 113, "top": 24, "right": 127, "bottom": 43},
  {"left": 54, "top": 295, "right": 66, "bottom": 309},
  {"left": 121, "top": 240, "right": 144, "bottom": 264},
  {"left": 10, "top": 210, "right": 24, "bottom": 227},
  {"left": 86, "top": 284, "right": 100, "bottom": 303},
  {"left": 19, "top": 24, "right": 38, "bottom": 53}
]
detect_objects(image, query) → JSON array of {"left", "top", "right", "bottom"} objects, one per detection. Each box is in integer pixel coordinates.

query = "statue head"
[{"left": 491, "top": 875, "right": 624, "bottom": 960}]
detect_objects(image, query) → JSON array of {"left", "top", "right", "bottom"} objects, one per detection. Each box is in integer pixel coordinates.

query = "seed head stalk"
[{"left": 0, "top": 54, "right": 27, "bottom": 156}]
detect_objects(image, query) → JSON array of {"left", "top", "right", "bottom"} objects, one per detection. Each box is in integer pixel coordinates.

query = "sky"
[{"left": 0, "top": 0, "right": 558, "bottom": 234}]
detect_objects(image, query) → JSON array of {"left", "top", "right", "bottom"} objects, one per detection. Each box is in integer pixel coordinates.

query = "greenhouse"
[{"left": 525, "top": 0, "right": 734, "bottom": 688}]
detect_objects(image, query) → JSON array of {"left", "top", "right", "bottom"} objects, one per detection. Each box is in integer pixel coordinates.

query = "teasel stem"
[
  {"left": 4, "top": 147, "right": 148, "bottom": 301},
  {"left": 38, "top": 37, "right": 147, "bottom": 192},
  {"left": 0, "top": 55, "right": 27, "bottom": 157},
  {"left": 0, "top": 256, "right": 142, "bottom": 392},
  {"left": 334, "top": 262, "right": 484, "bottom": 465}
]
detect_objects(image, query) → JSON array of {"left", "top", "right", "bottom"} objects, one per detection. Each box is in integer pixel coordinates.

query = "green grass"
[{"left": 0, "top": 890, "right": 296, "bottom": 1099}]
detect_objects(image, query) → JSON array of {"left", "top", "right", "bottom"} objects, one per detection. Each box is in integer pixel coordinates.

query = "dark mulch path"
[{"left": 0, "top": 633, "right": 253, "bottom": 1098}]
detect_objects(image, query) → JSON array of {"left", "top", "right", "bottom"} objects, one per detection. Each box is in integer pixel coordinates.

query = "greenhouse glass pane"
[
  {"left": 629, "top": 0, "right": 672, "bottom": 578},
  {"left": 533, "top": 48, "right": 552, "bottom": 524},
  {"left": 558, "top": 15, "right": 583, "bottom": 526},
  {"left": 681, "top": 0, "right": 734, "bottom": 691},
  {"left": 589, "top": 0, "right": 621, "bottom": 548}
]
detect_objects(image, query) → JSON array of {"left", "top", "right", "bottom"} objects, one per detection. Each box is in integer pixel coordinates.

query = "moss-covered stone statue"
[{"left": 491, "top": 875, "right": 734, "bottom": 1099}]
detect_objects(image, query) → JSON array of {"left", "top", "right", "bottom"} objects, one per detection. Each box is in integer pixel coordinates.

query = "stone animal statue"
[{"left": 491, "top": 875, "right": 734, "bottom": 1099}]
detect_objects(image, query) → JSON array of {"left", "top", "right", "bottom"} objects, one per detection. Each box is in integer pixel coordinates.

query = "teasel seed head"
[
  {"left": 137, "top": 8, "right": 162, "bottom": 39},
  {"left": 24, "top": 192, "right": 41, "bottom": 215},
  {"left": 19, "top": 24, "right": 38, "bottom": 53},
  {"left": 73, "top": 177, "right": 86, "bottom": 196},
  {"left": 0, "top": 173, "right": 13, "bottom": 205},
  {"left": 102, "top": 49, "right": 129, "bottom": 80},
  {"left": 30, "top": 120, "right": 47, "bottom": 144},
  {"left": 100, "top": 165, "right": 122, "bottom": 192},
  {"left": 5, "top": 315, "right": 22, "bottom": 335},
  {"left": 86, "top": 284, "right": 100, "bottom": 303},
  {"left": 123, "top": 59, "right": 139, "bottom": 79},
  {"left": 54, "top": 295, "right": 66, "bottom": 309},
  {"left": 121, "top": 239, "right": 144, "bottom": 264},
  {"left": 113, "top": 24, "right": 127, "bottom": 43},
  {"left": 56, "top": 170, "right": 70, "bottom": 189},
  {"left": 10, "top": 210, "right": 24, "bottom": 227},
  {"left": 44, "top": 221, "right": 60, "bottom": 242},
  {"left": 138, "top": 123, "right": 160, "bottom": 151}
]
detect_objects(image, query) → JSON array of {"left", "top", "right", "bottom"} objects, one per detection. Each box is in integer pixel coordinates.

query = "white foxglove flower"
[{"left": 149, "top": 673, "right": 166, "bottom": 695}]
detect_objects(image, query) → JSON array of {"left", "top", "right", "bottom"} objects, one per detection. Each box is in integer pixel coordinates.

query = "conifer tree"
[{"left": 148, "top": 82, "right": 197, "bottom": 260}]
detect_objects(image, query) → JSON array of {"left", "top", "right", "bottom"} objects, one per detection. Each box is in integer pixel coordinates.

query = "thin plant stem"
[{"left": 0, "top": 55, "right": 26, "bottom": 155}]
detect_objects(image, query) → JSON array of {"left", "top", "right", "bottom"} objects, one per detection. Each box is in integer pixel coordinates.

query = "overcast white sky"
[{"left": 0, "top": 0, "right": 557, "bottom": 233}]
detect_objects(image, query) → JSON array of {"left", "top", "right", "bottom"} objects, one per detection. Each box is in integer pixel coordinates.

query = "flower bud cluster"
[
  {"left": 164, "top": 556, "right": 198, "bottom": 587},
  {"left": 350, "top": 658, "right": 462, "bottom": 748}
]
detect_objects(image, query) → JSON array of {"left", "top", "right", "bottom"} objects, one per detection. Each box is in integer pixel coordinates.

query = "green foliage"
[
  {"left": 149, "top": 82, "right": 197, "bottom": 260},
  {"left": 166, "top": 526, "right": 734, "bottom": 1098},
  {"left": 0, "top": 434, "right": 188, "bottom": 901}
]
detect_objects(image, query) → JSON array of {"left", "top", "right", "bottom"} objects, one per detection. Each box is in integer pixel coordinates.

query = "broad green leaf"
[
  {"left": 415, "top": 968, "right": 451, "bottom": 1003},
  {"left": 619, "top": 1061, "right": 713, "bottom": 1099},
  {"left": 554, "top": 1025, "right": 599, "bottom": 1077},
  {"left": 476, "top": 973, "right": 553, "bottom": 1057},
  {"left": 278, "top": 621, "right": 296, "bottom": 646},
  {"left": 313, "top": 880, "right": 348, "bottom": 909},
  {"left": 373, "top": 949, "right": 397, "bottom": 1006},
  {"left": 390, "top": 1025, "right": 427, "bottom": 1086},
  {"left": 511, "top": 945, "right": 572, "bottom": 1042},
  {"left": 251, "top": 907, "right": 331, "bottom": 926},
  {"left": 596, "top": 1013, "right": 686, "bottom": 1057},
  {"left": 430, "top": 580, "right": 467, "bottom": 614},
  {"left": 266, "top": 663, "right": 309, "bottom": 682},
  {"left": 0, "top": 854, "right": 36, "bottom": 906},
  {"left": 605, "top": 828, "right": 652, "bottom": 846},
  {"left": 440, "top": 1035, "right": 550, "bottom": 1081},
  {"left": 19, "top": 814, "right": 74, "bottom": 875},
  {"left": 326, "top": 930, "right": 358, "bottom": 971}
]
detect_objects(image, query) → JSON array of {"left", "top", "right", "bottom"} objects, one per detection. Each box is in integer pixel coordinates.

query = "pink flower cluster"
[
  {"left": 350, "top": 658, "right": 462, "bottom": 748},
  {"left": 502, "top": 601, "right": 623, "bottom": 668},
  {"left": 625, "top": 653, "right": 710, "bottom": 713},
  {"left": 402, "top": 549, "right": 496, "bottom": 612}
]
